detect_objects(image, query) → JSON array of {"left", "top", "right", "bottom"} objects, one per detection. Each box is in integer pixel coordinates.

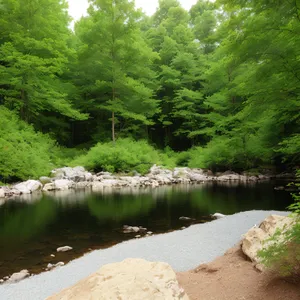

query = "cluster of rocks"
[
  {"left": 47, "top": 258, "right": 189, "bottom": 300},
  {"left": 123, "top": 225, "right": 153, "bottom": 238},
  {"left": 0, "top": 165, "right": 277, "bottom": 202}
]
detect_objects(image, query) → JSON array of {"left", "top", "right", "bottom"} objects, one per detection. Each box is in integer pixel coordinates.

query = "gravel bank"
[{"left": 0, "top": 210, "right": 288, "bottom": 300}]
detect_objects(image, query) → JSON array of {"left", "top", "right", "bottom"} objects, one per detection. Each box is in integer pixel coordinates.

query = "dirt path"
[{"left": 177, "top": 245, "right": 300, "bottom": 300}]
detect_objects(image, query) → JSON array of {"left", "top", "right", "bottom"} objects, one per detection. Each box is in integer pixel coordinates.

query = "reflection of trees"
[
  {"left": 0, "top": 197, "right": 57, "bottom": 245},
  {"left": 87, "top": 193, "right": 155, "bottom": 222},
  {"left": 189, "top": 188, "right": 238, "bottom": 215}
]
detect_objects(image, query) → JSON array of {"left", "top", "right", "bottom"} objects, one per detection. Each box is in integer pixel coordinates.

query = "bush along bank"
[{"left": 0, "top": 165, "right": 285, "bottom": 201}]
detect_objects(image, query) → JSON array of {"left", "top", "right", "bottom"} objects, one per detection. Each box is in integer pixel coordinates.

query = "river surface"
[{"left": 0, "top": 181, "right": 294, "bottom": 279}]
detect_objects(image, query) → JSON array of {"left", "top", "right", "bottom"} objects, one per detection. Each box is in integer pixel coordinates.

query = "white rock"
[
  {"left": 7, "top": 270, "right": 29, "bottom": 283},
  {"left": 0, "top": 188, "right": 5, "bottom": 198},
  {"left": 55, "top": 262, "right": 65, "bottom": 267},
  {"left": 92, "top": 182, "right": 104, "bottom": 191},
  {"left": 47, "top": 263, "right": 54, "bottom": 269},
  {"left": 46, "top": 258, "right": 189, "bottom": 300},
  {"left": 57, "top": 246, "right": 73, "bottom": 252},
  {"left": 50, "top": 254, "right": 55, "bottom": 257},
  {"left": 173, "top": 168, "right": 191, "bottom": 178},
  {"left": 123, "top": 226, "right": 140, "bottom": 233},
  {"left": 212, "top": 213, "right": 226, "bottom": 219},
  {"left": 101, "top": 179, "right": 120, "bottom": 187},
  {"left": 0, "top": 279, "right": 3, "bottom": 283},
  {"left": 43, "top": 183, "right": 55, "bottom": 192},
  {"left": 147, "top": 231, "right": 153, "bottom": 235},
  {"left": 14, "top": 180, "right": 42, "bottom": 194},
  {"left": 53, "top": 179, "right": 73, "bottom": 191},
  {"left": 135, "top": 235, "right": 141, "bottom": 238},
  {"left": 179, "top": 217, "right": 194, "bottom": 221}
]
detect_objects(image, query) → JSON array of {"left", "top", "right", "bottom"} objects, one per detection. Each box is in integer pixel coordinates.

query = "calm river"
[{"left": 0, "top": 181, "right": 293, "bottom": 279}]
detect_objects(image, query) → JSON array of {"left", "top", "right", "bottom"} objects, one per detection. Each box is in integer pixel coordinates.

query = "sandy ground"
[{"left": 177, "top": 244, "right": 300, "bottom": 300}]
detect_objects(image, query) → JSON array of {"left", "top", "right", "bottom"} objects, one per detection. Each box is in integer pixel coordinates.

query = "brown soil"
[{"left": 177, "top": 244, "right": 300, "bottom": 300}]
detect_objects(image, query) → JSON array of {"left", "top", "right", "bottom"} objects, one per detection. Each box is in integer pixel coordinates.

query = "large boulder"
[
  {"left": 241, "top": 215, "right": 295, "bottom": 271},
  {"left": 47, "top": 258, "right": 189, "bottom": 300},
  {"left": 14, "top": 180, "right": 42, "bottom": 194},
  {"left": 51, "top": 167, "right": 92, "bottom": 182}
]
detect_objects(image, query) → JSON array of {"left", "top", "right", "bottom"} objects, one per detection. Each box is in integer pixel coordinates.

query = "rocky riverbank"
[{"left": 0, "top": 165, "right": 287, "bottom": 202}]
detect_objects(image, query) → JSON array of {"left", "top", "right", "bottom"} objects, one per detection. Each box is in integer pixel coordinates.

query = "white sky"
[{"left": 67, "top": 0, "right": 199, "bottom": 21}]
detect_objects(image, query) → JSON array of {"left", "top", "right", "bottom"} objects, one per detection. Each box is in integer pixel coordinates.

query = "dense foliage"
[
  {"left": 73, "top": 138, "right": 175, "bottom": 174},
  {"left": 0, "top": 0, "right": 299, "bottom": 179},
  {"left": 0, "top": 107, "right": 58, "bottom": 181}
]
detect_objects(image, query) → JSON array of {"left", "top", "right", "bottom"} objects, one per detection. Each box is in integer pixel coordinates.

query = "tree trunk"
[{"left": 112, "top": 111, "right": 115, "bottom": 143}]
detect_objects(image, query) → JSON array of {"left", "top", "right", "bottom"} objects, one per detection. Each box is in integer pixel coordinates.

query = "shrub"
[
  {"left": 0, "top": 107, "right": 59, "bottom": 181},
  {"left": 72, "top": 138, "right": 176, "bottom": 174}
]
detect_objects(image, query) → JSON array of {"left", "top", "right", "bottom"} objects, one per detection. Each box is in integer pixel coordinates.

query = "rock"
[
  {"left": 39, "top": 176, "right": 52, "bottom": 184},
  {"left": 241, "top": 215, "right": 295, "bottom": 271},
  {"left": 101, "top": 179, "right": 120, "bottom": 187},
  {"left": 53, "top": 179, "right": 74, "bottom": 191},
  {"left": 75, "top": 182, "right": 91, "bottom": 189},
  {"left": 46, "top": 258, "right": 189, "bottom": 300},
  {"left": 50, "top": 169, "right": 65, "bottom": 179},
  {"left": 50, "top": 254, "right": 55, "bottom": 257},
  {"left": 147, "top": 231, "right": 153, "bottom": 235},
  {"left": 217, "top": 172, "right": 241, "bottom": 181},
  {"left": 274, "top": 186, "right": 285, "bottom": 191},
  {"left": 57, "top": 246, "right": 73, "bottom": 252},
  {"left": 173, "top": 168, "right": 191, "bottom": 179},
  {"left": 51, "top": 167, "right": 91, "bottom": 182},
  {"left": 0, "top": 188, "right": 5, "bottom": 198},
  {"left": 47, "top": 262, "right": 64, "bottom": 270},
  {"left": 188, "top": 173, "right": 208, "bottom": 182},
  {"left": 179, "top": 216, "right": 194, "bottom": 221},
  {"left": 55, "top": 262, "right": 65, "bottom": 267},
  {"left": 7, "top": 270, "right": 29, "bottom": 283},
  {"left": 123, "top": 226, "right": 140, "bottom": 233},
  {"left": 92, "top": 182, "right": 104, "bottom": 191},
  {"left": 0, "top": 279, "right": 3, "bottom": 283},
  {"left": 135, "top": 235, "right": 141, "bottom": 238},
  {"left": 14, "top": 180, "right": 42, "bottom": 194},
  {"left": 181, "top": 227, "right": 186, "bottom": 230},
  {"left": 211, "top": 213, "right": 226, "bottom": 219},
  {"left": 43, "top": 183, "right": 55, "bottom": 192}
]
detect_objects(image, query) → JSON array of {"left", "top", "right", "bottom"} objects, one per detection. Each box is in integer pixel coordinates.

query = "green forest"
[{"left": 0, "top": 0, "right": 299, "bottom": 182}]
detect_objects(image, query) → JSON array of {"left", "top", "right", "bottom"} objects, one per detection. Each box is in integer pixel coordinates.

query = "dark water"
[{"left": 0, "top": 181, "right": 294, "bottom": 279}]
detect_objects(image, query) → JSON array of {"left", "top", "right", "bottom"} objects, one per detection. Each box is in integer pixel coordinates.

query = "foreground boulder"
[
  {"left": 241, "top": 215, "right": 295, "bottom": 271},
  {"left": 47, "top": 258, "right": 189, "bottom": 300}
]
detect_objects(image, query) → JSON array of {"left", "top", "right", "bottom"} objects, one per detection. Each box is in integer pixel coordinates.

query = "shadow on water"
[{"left": 0, "top": 181, "right": 294, "bottom": 278}]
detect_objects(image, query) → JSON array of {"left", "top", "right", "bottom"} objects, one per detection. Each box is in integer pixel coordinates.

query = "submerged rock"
[
  {"left": 211, "top": 213, "right": 226, "bottom": 219},
  {"left": 46, "top": 258, "right": 189, "bottom": 300},
  {"left": 57, "top": 246, "right": 73, "bottom": 252},
  {"left": 7, "top": 270, "right": 29, "bottom": 283}
]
